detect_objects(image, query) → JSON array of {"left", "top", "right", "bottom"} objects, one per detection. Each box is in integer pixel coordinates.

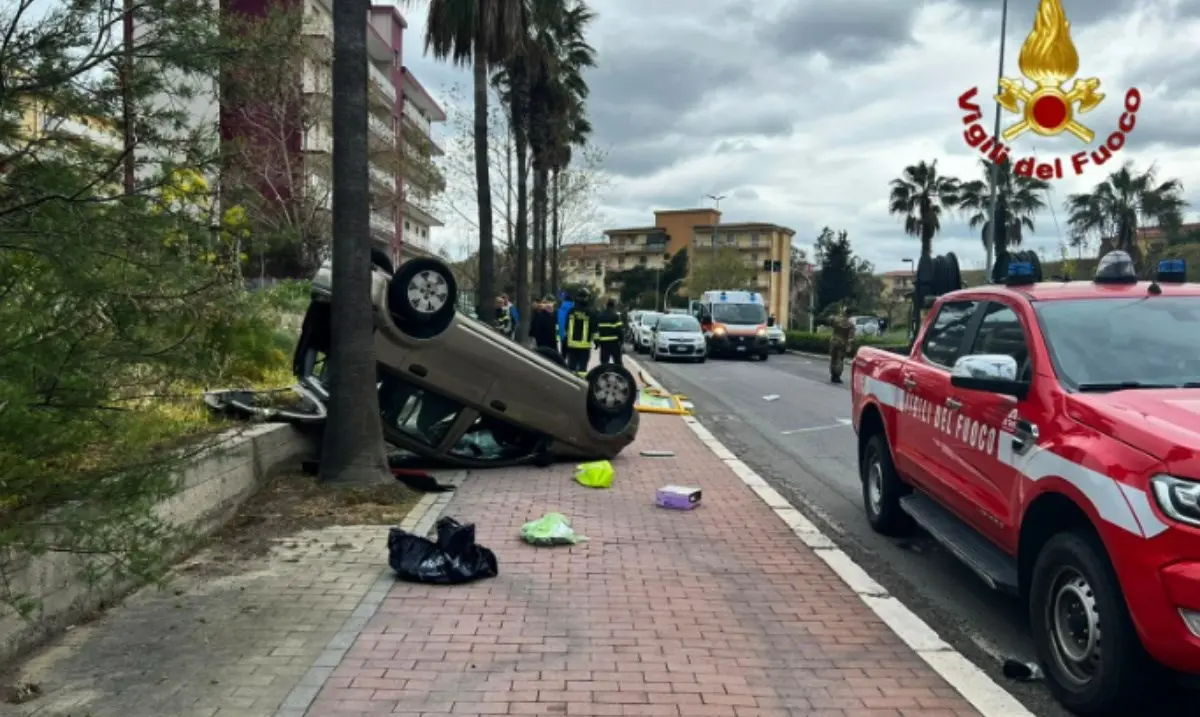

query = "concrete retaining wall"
[{"left": 0, "top": 422, "right": 315, "bottom": 666}]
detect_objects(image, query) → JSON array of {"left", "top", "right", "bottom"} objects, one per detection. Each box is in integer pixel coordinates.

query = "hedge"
[{"left": 785, "top": 331, "right": 909, "bottom": 355}]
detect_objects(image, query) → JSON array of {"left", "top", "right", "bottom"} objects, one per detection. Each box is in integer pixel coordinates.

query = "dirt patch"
[{"left": 193, "top": 472, "right": 420, "bottom": 568}]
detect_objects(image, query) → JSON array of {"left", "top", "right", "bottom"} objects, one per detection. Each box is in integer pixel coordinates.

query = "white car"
[
  {"left": 852, "top": 316, "right": 880, "bottom": 337},
  {"left": 650, "top": 314, "right": 707, "bottom": 363},
  {"left": 634, "top": 312, "right": 661, "bottom": 353},
  {"left": 766, "top": 325, "right": 786, "bottom": 353}
]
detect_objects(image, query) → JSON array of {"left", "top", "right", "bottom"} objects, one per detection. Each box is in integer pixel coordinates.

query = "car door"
[
  {"left": 899, "top": 300, "right": 982, "bottom": 505},
  {"left": 943, "top": 300, "right": 1035, "bottom": 548}
]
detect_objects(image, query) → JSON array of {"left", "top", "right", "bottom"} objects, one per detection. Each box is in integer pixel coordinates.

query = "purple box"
[{"left": 656, "top": 485, "right": 702, "bottom": 510}]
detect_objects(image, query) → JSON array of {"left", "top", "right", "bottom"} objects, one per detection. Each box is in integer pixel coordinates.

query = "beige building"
[
  {"left": 601, "top": 209, "right": 796, "bottom": 327},
  {"left": 878, "top": 269, "right": 915, "bottom": 297},
  {"left": 561, "top": 242, "right": 611, "bottom": 295}
]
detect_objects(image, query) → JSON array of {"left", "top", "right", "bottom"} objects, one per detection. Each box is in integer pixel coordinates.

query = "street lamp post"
[
  {"left": 662, "top": 278, "right": 684, "bottom": 312},
  {"left": 705, "top": 193, "right": 726, "bottom": 210},
  {"left": 984, "top": 0, "right": 1011, "bottom": 280}
]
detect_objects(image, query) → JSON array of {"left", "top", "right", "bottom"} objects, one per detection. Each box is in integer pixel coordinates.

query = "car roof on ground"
[{"left": 946, "top": 280, "right": 1200, "bottom": 302}]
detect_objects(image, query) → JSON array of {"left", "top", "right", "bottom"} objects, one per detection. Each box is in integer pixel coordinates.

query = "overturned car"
[{"left": 292, "top": 253, "right": 639, "bottom": 467}]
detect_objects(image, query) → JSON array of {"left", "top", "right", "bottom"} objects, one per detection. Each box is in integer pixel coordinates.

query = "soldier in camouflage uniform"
[{"left": 829, "top": 307, "right": 854, "bottom": 384}]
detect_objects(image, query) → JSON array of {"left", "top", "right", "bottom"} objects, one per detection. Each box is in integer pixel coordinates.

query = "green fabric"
[
  {"left": 520, "top": 512, "right": 587, "bottom": 546},
  {"left": 574, "top": 460, "right": 614, "bottom": 489}
]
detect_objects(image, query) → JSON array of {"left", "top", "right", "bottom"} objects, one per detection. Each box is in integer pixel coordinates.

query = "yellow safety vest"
[{"left": 566, "top": 313, "right": 591, "bottom": 349}]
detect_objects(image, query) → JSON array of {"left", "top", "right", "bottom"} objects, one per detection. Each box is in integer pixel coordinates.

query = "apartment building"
[
  {"left": 222, "top": 0, "right": 443, "bottom": 266},
  {"left": 602, "top": 209, "right": 796, "bottom": 326},
  {"left": 561, "top": 242, "right": 611, "bottom": 294},
  {"left": 878, "top": 269, "right": 915, "bottom": 297}
]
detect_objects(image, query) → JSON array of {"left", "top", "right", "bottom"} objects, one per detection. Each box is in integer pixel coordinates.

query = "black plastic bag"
[{"left": 388, "top": 517, "right": 498, "bottom": 584}]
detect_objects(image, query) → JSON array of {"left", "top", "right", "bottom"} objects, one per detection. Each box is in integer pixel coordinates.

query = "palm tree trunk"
[
  {"left": 530, "top": 166, "right": 542, "bottom": 296},
  {"left": 538, "top": 167, "right": 552, "bottom": 297},
  {"left": 512, "top": 101, "right": 531, "bottom": 342},
  {"left": 472, "top": 40, "right": 495, "bottom": 322},
  {"left": 551, "top": 167, "right": 561, "bottom": 294},
  {"left": 318, "top": 0, "right": 387, "bottom": 484},
  {"left": 532, "top": 167, "right": 546, "bottom": 297}
]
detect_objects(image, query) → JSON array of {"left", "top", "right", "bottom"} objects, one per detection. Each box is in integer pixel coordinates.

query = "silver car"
[
  {"left": 634, "top": 312, "right": 661, "bottom": 353},
  {"left": 766, "top": 324, "right": 787, "bottom": 353},
  {"left": 649, "top": 314, "right": 707, "bottom": 363}
]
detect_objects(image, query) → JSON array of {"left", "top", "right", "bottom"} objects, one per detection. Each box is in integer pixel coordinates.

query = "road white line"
[
  {"left": 628, "top": 357, "right": 1034, "bottom": 717},
  {"left": 780, "top": 418, "right": 852, "bottom": 435}
]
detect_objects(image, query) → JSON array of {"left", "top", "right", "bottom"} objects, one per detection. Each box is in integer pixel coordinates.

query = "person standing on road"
[
  {"left": 530, "top": 296, "right": 559, "bottom": 352},
  {"left": 595, "top": 298, "right": 624, "bottom": 366},
  {"left": 557, "top": 291, "right": 574, "bottom": 356},
  {"left": 829, "top": 306, "right": 854, "bottom": 384},
  {"left": 564, "top": 290, "right": 595, "bottom": 376},
  {"left": 494, "top": 295, "right": 512, "bottom": 336}
]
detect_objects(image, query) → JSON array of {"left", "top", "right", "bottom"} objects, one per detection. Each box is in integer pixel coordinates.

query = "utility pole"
[{"left": 985, "top": 0, "right": 1010, "bottom": 280}]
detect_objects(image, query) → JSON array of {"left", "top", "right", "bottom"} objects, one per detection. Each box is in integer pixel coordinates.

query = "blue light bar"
[
  {"left": 1156, "top": 258, "right": 1186, "bottom": 282},
  {"left": 1008, "top": 262, "right": 1033, "bottom": 276}
]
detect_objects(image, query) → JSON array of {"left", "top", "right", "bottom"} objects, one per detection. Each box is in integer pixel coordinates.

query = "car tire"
[
  {"left": 651, "top": 346, "right": 660, "bottom": 361},
  {"left": 695, "top": 357, "right": 706, "bottom": 363},
  {"left": 387, "top": 257, "right": 457, "bottom": 338},
  {"left": 586, "top": 364, "right": 637, "bottom": 417},
  {"left": 860, "top": 433, "right": 913, "bottom": 535},
  {"left": 1029, "top": 531, "right": 1154, "bottom": 717},
  {"left": 759, "top": 351, "right": 769, "bottom": 361}
]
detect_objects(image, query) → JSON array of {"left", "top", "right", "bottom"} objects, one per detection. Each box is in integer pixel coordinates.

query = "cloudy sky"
[{"left": 401, "top": 0, "right": 1200, "bottom": 273}]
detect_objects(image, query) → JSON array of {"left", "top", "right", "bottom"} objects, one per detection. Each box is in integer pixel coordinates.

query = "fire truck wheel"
[
  {"left": 1029, "top": 530, "right": 1154, "bottom": 716},
  {"left": 860, "top": 433, "right": 913, "bottom": 536}
]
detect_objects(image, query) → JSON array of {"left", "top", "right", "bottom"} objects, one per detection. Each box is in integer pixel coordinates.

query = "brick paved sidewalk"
[{"left": 309, "top": 413, "right": 982, "bottom": 717}]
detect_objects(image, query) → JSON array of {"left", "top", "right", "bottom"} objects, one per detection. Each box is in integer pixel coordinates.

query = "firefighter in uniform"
[
  {"left": 564, "top": 290, "right": 595, "bottom": 376},
  {"left": 595, "top": 299, "right": 624, "bottom": 366},
  {"left": 829, "top": 306, "right": 854, "bottom": 384}
]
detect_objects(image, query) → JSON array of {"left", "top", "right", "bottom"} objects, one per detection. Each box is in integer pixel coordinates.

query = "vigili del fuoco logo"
[{"left": 956, "top": 0, "right": 1140, "bottom": 179}]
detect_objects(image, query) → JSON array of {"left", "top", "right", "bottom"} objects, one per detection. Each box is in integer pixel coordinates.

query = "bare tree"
[{"left": 222, "top": 7, "right": 333, "bottom": 279}]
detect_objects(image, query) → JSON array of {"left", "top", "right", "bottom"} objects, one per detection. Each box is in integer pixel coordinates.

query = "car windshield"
[
  {"left": 1035, "top": 297, "right": 1200, "bottom": 389},
  {"left": 641, "top": 313, "right": 661, "bottom": 327},
  {"left": 712, "top": 303, "right": 767, "bottom": 324},
  {"left": 658, "top": 316, "right": 700, "bottom": 332}
]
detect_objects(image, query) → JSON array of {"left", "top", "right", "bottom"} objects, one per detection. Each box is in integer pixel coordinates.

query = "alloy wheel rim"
[
  {"left": 407, "top": 270, "right": 449, "bottom": 314},
  {"left": 593, "top": 373, "right": 630, "bottom": 408},
  {"left": 867, "top": 458, "right": 884, "bottom": 515}
]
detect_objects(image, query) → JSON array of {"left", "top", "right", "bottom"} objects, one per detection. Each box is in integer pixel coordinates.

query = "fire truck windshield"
[
  {"left": 711, "top": 302, "right": 767, "bottom": 325},
  {"left": 1036, "top": 297, "right": 1200, "bottom": 389}
]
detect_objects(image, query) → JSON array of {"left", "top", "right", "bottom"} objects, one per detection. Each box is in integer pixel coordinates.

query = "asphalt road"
[{"left": 633, "top": 347, "right": 1190, "bottom": 717}]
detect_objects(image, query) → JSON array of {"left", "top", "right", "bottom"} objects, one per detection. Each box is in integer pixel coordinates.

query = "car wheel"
[
  {"left": 651, "top": 346, "right": 660, "bottom": 361},
  {"left": 860, "top": 433, "right": 912, "bottom": 535},
  {"left": 695, "top": 356, "right": 706, "bottom": 363},
  {"left": 586, "top": 364, "right": 637, "bottom": 416},
  {"left": 759, "top": 351, "right": 769, "bottom": 361},
  {"left": 1029, "top": 531, "right": 1153, "bottom": 717},
  {"left": 387, "top": 257, "right": 458, "bottom": 339}
]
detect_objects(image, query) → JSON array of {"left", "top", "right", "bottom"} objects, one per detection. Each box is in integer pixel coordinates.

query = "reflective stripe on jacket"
[
  {"left": 595, "top": 311, "right": 622, "bottom": 342},
  {"left": 566, "top": 311, "right": 592, "bottom": 349}
]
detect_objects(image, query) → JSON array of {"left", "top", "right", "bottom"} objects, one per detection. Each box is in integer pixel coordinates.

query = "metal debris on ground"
[
  {"left": 763, "top": 394, "right": 780, "bottom": 401},
  {"left": 520, "top": 512, "right": 587, "bottom": 546},
  {"left": 203, "top": 385, "right": 326, "bottom": 424},
  {"left": 639, "top": 450, "right": 675, "bottom": 457}
]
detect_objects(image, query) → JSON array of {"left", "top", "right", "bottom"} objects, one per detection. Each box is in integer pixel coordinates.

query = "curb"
[
  {"left": 272, "top": 470, "right": 464, "bottom": 717},
  {"left": 627, "top": 357, "right": 1033, "bottom": 717}
]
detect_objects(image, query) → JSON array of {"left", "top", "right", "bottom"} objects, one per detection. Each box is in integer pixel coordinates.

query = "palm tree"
[
  {"left": 531, "top": 0, "right": 595, "bottom": 297},
  {"left": 320, "top": 0, "right": 388, "bottom": 482},
  {"left": 888, "top": 160, "right": 961, "bottom": 258},
  {"left": 423, "top": 0, "right": 526, "bottom": 321},
  {"left": 957, "top": 158, "right": 1050, "bottom": 259},
  {"left": 494, "top": 0, "right": 594, "bottom": 335},
  {"left": 1065, "top": 162, "right": 1187, "bottom": 266}
]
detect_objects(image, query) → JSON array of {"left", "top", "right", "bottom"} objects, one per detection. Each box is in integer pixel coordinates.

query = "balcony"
[
  {"left": 369, "top": 114, "right": 394, "bottom": 143},
  {"left": 369, "top": 63, "right": 396, "bottom": 104},
  {"left": 370, "top": 211, "right": 394, "bottom": 237},
  {"left": 402, "top": 102, "right": 432, "bottom": 136},
  {"left": 303, "top": 126, "right": 332, "bottom": 154},
  {"left": 369, "top": 164, "right": 395, "bottom": 190}
]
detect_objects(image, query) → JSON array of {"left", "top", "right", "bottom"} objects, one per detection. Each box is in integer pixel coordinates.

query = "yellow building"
[
  {"left": 602, "top": 209, "right": 796, "bottom": 327},
  {"left": 878, "top": 269, "right": 915, "bottom": 298},
  {"left": 561, "top": 242, "right": 611, "bottom": 295}
]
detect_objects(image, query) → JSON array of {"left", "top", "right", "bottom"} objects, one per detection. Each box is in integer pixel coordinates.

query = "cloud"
[{"left": 399, "top": 0, "right": 1200, "bottom": 274}]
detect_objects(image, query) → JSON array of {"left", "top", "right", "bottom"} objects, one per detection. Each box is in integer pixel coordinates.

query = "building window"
[
  {"left": 751, "top": 233, "right": 760, "bottom": 245},
  {"left": 639, "top": 255, "right": 647, "bottom": 265}
]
